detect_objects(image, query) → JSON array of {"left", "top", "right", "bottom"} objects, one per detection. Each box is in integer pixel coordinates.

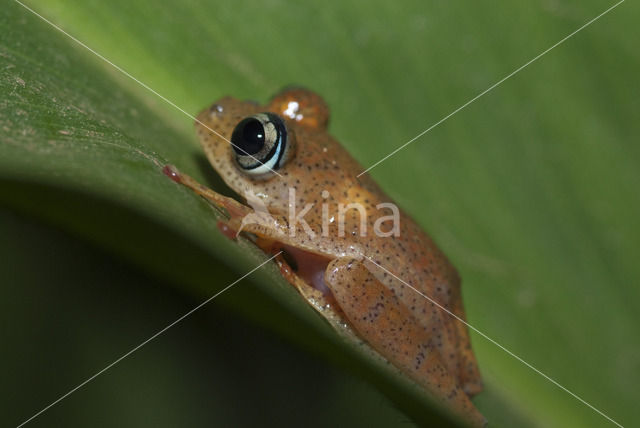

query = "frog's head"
[{"left": 195, "top": 87, "right": 362, "bottom": 216}]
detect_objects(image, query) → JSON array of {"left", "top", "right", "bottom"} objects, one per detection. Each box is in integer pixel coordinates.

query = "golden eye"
[{"left": 230, "top": 113, "right": 290, "bottom": 176}]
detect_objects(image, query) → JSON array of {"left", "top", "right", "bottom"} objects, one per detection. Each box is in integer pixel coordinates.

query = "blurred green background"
[{"left": 1, "top": 1, "right": 638, "bottom": 427}]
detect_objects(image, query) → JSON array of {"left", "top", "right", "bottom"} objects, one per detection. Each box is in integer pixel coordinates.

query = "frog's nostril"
[{"left": 208, "top": 103, "right": 224, "bottom": 117}]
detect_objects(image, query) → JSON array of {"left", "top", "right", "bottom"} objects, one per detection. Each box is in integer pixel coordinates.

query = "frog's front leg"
[
  {"left": 324, "top": 258, "right": 486, "bottom": 427},
  {"left": 163, "top": 164, "right": 252, "bottom": 222}
]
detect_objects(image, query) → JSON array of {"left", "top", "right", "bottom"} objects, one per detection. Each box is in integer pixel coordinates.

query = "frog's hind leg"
[{"left": 324, "top": 258, "right": 486, "bottom": 427}]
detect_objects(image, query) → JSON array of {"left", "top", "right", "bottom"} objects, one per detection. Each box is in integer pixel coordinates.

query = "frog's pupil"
[{"left": 232, "top": 118, "right": 265, "bottom": 155}]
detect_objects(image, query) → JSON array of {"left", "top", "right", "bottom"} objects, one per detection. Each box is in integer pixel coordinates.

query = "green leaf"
[{"left": 1, "top": 0, "right": 638, "bottom": 427}]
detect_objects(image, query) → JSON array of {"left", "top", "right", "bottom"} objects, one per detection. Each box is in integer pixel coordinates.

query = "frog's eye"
[{"left": 230, "top": 113, "right": 291, "bottom": 176}]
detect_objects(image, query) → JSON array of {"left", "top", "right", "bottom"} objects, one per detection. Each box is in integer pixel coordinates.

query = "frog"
[{"left": 164, "top": 87, "right": 485, "bottom": 426}]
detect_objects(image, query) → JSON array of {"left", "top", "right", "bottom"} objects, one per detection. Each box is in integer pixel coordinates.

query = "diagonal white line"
[
  {"left": 13, "top": 0, "right": 283, "bottom": 178},
  {"left": 357, "top": 0, "right": 625, "bottom": 177},
  {"left": 362, "top": 255, "right": 624, "bottom": 428},
  {"left": 16, "top": 251, "right": 282, "bottom": 428}
]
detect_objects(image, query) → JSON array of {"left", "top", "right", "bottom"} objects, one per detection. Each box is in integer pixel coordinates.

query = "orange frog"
[{"left": 165, "top": 88, "right": 485, "bottom": 426}]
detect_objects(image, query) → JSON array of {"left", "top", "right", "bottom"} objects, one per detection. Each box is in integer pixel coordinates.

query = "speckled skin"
[{"left": 188, "top": 88, "right": 484, "bottom": 425}]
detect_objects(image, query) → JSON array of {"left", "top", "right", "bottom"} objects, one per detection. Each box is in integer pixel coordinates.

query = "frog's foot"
[
  {"left": 324, "top": 258, "right": 486, "bottom": 427},
  {"left": 215, "top": 220, "right": 239, "bottom": 241},
  {"left": 162, "top": 164, "right": 251, "bottom": 220}
]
